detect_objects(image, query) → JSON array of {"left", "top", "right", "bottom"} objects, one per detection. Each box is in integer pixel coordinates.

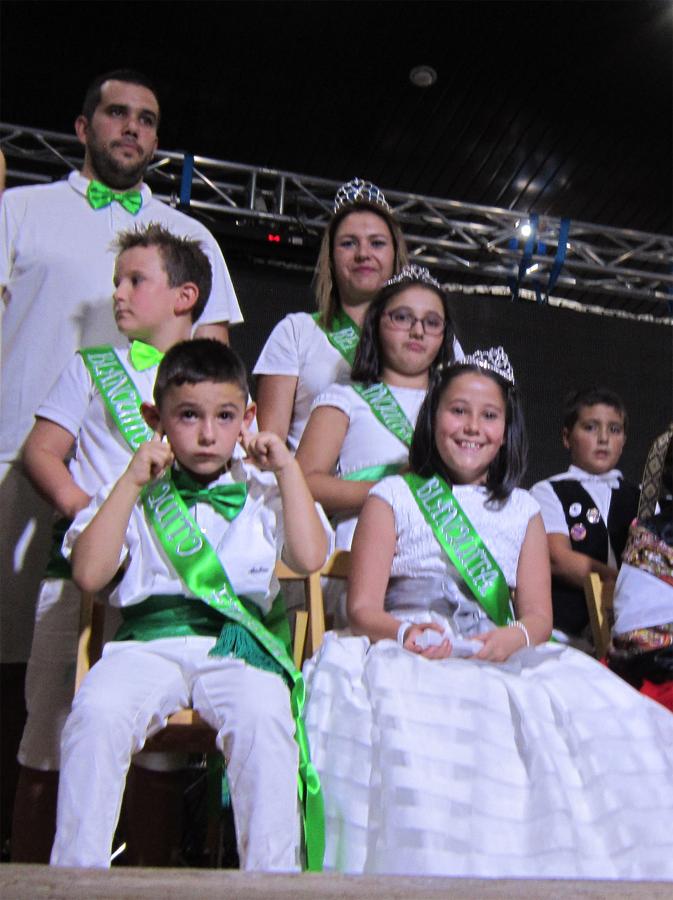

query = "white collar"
[
  {"left": 566, "top": 464, "right": 622, "bottom": 489},
  {"left": 68, "top": 170, "right": 152, "bottom": 206}
]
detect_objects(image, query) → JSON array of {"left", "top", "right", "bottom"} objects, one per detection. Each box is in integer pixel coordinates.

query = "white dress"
[
  {"left": 253, "top": 313, "right": 351, "bottom": 451},
  {"left": 303, "top": 476, "right": 673, "bottom": 880},
  {"left": 312, "top": 382, "right": 425, "bottom": 550}
]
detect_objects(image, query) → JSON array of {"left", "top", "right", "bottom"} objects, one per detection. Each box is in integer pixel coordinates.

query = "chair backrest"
[
  {"left": 276, "top": 550, "right": 351, "bottom": 667},
  {"left": 75, "top": 591, "right": 106, "bottom": 691},
  {"left": 584, "top": 573, "right": 615, "bottom": 658}
]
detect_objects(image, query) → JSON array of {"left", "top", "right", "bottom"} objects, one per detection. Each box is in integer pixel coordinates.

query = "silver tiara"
[
  {"left": 459, "top": 346, "right": 515, "bottom": 385},
  {"left": 384, "top": 264, "right": 441, "bottom": 290},
  {"left": 333, "top": 177, "right": 391, "bottom": 214}
]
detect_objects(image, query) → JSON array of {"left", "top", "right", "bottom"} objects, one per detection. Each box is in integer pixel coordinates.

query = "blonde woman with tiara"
[{"left": 254, "top": 178, "right": 462, "bottom": 449}]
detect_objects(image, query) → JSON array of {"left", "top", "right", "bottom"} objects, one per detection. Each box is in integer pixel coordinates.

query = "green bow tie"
[
  {"left": 86, "top": 179, "right": 142, "bottom": 215},
  {"left": 172, "top": 470, "right": 248, "bottom": 521},
  {"left": 129, "top": 341, "right": 164, "bottom": 372}
]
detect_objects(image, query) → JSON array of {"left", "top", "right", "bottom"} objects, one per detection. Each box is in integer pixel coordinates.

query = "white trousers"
[{"left": 51, "top": 636, "right": 300, "bottom": 871}]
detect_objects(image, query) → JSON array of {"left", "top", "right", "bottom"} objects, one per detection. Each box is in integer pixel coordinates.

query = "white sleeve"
[
  {"left": 190, "top": 224, "right": 243, "bottom": 327},
  {"left": 253, "top": 314, "right": 302, "bottom": 377},
  {"left": 62, "top": 484, "right": 130, "bottom": 564},
  {"left": 310, "top": 382, "right": 354, "bottom": 418},
  {"left": 452, "top": 334, "right": 465, "bottom": 361},
  {"left": 529, "top": 480, "right": 569, "bottom": 536},
  {"left": 35, "top": 353, "right": 94, "bottom": 439},
  {"left": 369, "top": 474, "right": 401, "bottom": 509}
]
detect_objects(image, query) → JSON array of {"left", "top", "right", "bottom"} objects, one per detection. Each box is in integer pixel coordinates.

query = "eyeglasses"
[{"left": 383, "top": 307, "right": 445, "bottom": 336}]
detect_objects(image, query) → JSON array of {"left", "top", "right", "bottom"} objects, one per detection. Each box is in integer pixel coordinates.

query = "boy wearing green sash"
[
  {"left": 51, "top": 340, "right": 329, "bottom": 871},
  {"left": 14, "top": 224, "right": 213, "bottom": 861}
]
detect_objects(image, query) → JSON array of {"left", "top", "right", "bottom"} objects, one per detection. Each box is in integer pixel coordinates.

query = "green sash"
[
  {"left": 351, "top": 382, "right": 415, "bottom": 448},
  {"left": 404, "top": 473, "right": 513, "bottom": 626},
  {"left": 142, "top": 472, "right": 324, "bottom": 871},
  {"left": 344, "top": 463, "right": 403, "bottom": 482},
  {"left": 313, "top": 308, "right": 360, "bottom": 366},
  {"left": 80, "top": 343, "right": 324, "bottom": 869},
  {"left": 79, "top": 346, "right": 154, "bottom": 450},
  {"left": 45, "top": 348, "right": 153, "bottom": 580}
]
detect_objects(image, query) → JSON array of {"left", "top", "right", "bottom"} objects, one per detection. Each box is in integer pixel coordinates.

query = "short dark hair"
[
  {"left": 81, "top": 69, "right": 160, "bottom": 121},
  {"left": 409, "top": 362, "right": 528, "bottom": 505},
  {"left": 351, "top": 276, "right": 457, "bottom": 384},
  {"left": 154, "top": 339, "right": 249, "bottom": 409},
  {"left": 562, "top": 386, "right": 629, "bottom": 433},
  {"left": 113, "top": 224, "right": 212, "bottom": 321}
]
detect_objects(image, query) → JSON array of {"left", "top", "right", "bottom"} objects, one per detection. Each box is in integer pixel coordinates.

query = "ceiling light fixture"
[{"left": 410, "top": 65, "right": 437, "bottom": 88}]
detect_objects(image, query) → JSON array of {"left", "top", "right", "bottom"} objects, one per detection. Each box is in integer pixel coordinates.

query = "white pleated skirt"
[{"left": 303, "top": 632, "right": 673, "bottom": 879}]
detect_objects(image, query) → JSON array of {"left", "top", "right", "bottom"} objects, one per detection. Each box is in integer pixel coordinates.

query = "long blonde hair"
[{"left": 313, "top": 203, "right": 408, "bottom": 329}]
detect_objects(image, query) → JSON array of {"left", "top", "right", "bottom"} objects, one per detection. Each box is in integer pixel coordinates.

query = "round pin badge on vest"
[
  {"left": 570, "top": 523, "right": 587, "bottom": 541},
  {"left": 569, "top": 502, "right": 582, "bottom": 518},
  {"left": 586, "top": 507, "right": 600, "bottom": 524}
]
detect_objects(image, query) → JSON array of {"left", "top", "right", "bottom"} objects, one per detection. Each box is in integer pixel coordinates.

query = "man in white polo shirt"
[{"left": 0, "top": 69, "right": 243, "bottom": 857}]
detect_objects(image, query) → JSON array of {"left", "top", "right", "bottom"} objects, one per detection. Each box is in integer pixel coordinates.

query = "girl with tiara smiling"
[
  {"left": 296, "top": 265, "right": 458, "bottom": 622},
  {"left": 303, "top": 348, "right": 673, "bottom": 879}
]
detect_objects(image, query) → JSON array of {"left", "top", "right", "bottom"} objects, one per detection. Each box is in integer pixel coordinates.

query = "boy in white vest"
[{"left": 51, "top": 340, "right": 328, "bottom": 870}]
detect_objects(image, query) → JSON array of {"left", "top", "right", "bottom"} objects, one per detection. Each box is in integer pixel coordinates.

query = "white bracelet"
[
  {"left": 508, "top": 620, "right": 530, "bottom": 647},
  {"left": 396, "top": 621, "right": 413, "bottom": 647}
]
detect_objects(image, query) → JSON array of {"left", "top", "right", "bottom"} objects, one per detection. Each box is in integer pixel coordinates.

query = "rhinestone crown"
[
  {"left": 459, "top": 346, "right": 515, "bottom": 385},
  {"left": 384, "top": 264, "right": 441, "bottom": 290},
  {"left": 333, "top": 177, "right": 391, "bottom": 214}
]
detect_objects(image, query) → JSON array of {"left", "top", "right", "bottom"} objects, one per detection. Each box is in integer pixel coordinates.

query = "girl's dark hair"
[
  {"left": 350, "top": 279, "right": 456, "bottom": 384},
  {"left": 409, "top": 363, "right": 528, "bottom": 505}
]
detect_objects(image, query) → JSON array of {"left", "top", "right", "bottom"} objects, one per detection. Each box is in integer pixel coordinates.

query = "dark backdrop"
[{"left": 227, "top": 259, "right": 672, "bottom": 487}]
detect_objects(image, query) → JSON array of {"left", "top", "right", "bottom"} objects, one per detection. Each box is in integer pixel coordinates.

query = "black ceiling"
[{"left": 2, "top": 0, "right": 672, "bottom": 235}]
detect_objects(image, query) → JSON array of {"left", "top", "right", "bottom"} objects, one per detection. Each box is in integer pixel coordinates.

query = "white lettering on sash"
[
  {"left": 415, "top": 476, "right": 497, "bottom": 597},
  {"left": 332, "top": 326, "right": 359, "bottom": 351},
  {"left": 145, "top": 482, "right": 204, "bottom": 556},
  {"left": 358, "top": 383, "right": 413, "bottom": 441}
]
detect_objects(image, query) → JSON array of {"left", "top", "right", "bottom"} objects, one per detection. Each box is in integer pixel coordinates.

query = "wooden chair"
[
  {"left": 584, "top": 572, "right": 615, "bottom": 659},
  {"left": 74, "top": 558, "right": 335, "bottom": 865}
]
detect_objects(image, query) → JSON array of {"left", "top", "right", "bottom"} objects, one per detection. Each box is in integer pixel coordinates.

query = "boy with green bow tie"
[
  {"left": 13, "top": 223, "right": 213, "bottom": 862},
  {"left": 51, "top": 339, "right": 329, "bottom": 872}
]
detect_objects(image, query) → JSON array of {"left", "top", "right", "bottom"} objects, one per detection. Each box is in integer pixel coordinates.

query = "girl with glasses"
[{"left": 296, "top": 265, "right": 460, "bottom": 623}]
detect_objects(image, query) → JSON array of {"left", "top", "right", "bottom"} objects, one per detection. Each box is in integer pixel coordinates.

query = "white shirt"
[
  {"left": 530, "top": 465, "right": 624, "bottom": 568},
  {"left": 64, "top": 459, "right": 333, "bottom": 615},
  {"left": 0, "top": 171, "right": 243, "bottom": 461},
  {"left": 311, "top": 381, "right": 425, "bottom": 549},
  {"left": 253, "top": 313, "right": 351, "bottom": 451},
  {"left": 65, "top": 460, "right": 285, "bottom": 614},
  {"left": 36, "top": 347, "right": 157, "bottom": 496}
]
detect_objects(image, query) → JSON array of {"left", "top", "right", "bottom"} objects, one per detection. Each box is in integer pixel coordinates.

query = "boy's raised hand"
[
  {"left": 125, "top": 428, "right": 174, "bottom": 488},
  {"left": 240, "top": 424, "right": 292, "bottom": 473}
]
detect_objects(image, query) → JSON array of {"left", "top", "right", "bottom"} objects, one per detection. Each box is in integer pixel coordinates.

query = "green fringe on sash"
[{"left": 209, "top": 621, "right": 287, "bottom": 682}]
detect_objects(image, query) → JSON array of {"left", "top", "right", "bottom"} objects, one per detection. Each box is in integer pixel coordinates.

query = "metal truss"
[{"left": 2, "top": 122, "right": 672, "bottom": 320}]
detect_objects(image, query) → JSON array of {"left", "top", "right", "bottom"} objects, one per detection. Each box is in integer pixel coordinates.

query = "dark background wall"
[{"left": 228, "top": 259, "right": 673, "bottom": 487}]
